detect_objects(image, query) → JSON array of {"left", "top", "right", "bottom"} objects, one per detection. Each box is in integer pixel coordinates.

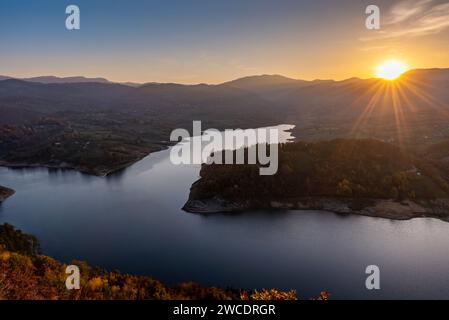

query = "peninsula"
[{"left": 183, "top": 139, "right": 449, "bottom": 221}]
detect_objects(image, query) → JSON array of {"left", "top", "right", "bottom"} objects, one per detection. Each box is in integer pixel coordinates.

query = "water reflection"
[{"left": 0, "top": 124, "right": 449, "bottom": 299}]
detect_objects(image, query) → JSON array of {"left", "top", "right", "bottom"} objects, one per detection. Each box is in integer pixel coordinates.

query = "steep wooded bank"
[{"left": 184, "top": 139, "right": 449, "bottom": 220}]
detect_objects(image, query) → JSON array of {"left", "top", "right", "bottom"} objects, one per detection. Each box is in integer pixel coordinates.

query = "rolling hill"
[
  {"left": 0, "top": 78, "right": 276, "bottom": 175},
  {"left": 223, "top": 69, "right": 449, "bottom": 146},
  {"left": 1, "top": 68, "right": 449, "bottom": 175}
]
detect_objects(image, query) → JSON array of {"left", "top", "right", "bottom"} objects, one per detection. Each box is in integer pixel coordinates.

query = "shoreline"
[
  {"left": 0, "top": 186, "right": 15, "bottom": 202},
  {"left": 0, "top": 144, "right": 171, "bottom": 177},
  {"left": 0, "top": 159, "right": 142, "bottom": 177},
  {"left": 183, "top": 196, "right": 449, "bottom": 222},
  {"left": 0, "top": 124, "right": 292, "bottom": 177}
]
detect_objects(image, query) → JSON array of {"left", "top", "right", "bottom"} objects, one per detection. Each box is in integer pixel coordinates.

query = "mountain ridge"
[
  {"left": 1, "top": 67, "right": 448, "bottom": 88},
  {"left": 1, "top": 68, "right": 449, "bottom": 176}
]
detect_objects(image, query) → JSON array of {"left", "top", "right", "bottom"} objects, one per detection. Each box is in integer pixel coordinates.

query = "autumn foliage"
[{"left": 0, "top": 224, "right": 325, "bottom": 300}]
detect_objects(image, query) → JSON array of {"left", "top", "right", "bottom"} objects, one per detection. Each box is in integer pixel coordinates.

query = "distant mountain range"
[
  {"left": 0, "top": 73, "right": 352, "bottom": 88},
  {"left": 1, "top": 68, "right": 449, "bottom": 130},
  {"left": 1, "top": 69, "right": 448, "bottom": 112},
  {"left": 0, "top": 68, "right": 449, "bottom": 175},
  {"left": 0, "top": 75, "right": 142, "bottom": 87},
  {"left": 2, "top": 68, "right": 448, "bottom": 95}
]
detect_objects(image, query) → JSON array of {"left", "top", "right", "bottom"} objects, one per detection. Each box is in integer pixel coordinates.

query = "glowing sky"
[{"left": 1, "top": 0, "right": 448, "bottom": 84}]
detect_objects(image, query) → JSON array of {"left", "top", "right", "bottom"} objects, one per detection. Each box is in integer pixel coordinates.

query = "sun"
[{"left": 375, "top": 60, "right": 408, "bottom": 80}]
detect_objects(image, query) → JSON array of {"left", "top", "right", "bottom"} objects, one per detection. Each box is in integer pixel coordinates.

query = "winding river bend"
[{"left": 1, "top": 124, "right": 449, "bottom": 299}]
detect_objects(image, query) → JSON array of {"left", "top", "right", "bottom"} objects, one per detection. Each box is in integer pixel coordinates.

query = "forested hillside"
[{"left": 192, "top": 139, "right": 449, "bottom": 201}]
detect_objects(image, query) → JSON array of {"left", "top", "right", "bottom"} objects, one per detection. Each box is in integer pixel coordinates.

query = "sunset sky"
[{"left": 1, "top": 0, "right": 448, "bottom": 84}]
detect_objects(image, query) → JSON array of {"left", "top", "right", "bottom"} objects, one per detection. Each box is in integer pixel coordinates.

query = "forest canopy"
[{"left": 191, "top": 139, "right": 449, "bottom": 202}]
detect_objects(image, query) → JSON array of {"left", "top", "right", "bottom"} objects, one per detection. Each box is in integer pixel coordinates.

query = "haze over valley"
[
  {"left": 2, "top": 0, "right": 449, "bottom": 301},
  {"left": 1, "top": 68, "right": 449, "bottom": 176}
]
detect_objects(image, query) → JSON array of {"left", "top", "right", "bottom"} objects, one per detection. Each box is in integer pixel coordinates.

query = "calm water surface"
[{"left": 1, "top": 125, "right": 449, "bottom": 299}]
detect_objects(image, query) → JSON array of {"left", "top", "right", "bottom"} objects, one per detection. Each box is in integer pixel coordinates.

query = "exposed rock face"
[
  {"left": 183, "top": 196, "right": 449, "bottom": 222},
  {"left": 183, "top": 197, "right": 251, "bottom": 213},
  {"left": 0, "top": 186, "right": 15, "bottom": 202}
]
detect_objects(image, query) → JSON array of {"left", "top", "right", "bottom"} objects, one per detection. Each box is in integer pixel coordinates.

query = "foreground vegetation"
[{"left": 0, "top": 224, "right": 325, "bottom": 300}]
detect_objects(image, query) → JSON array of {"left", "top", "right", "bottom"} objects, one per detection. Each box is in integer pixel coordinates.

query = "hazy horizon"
[
  {"left": 2, "top": 66, "right": 449, "bottom": 86},
  {"left": 1, "top": 0, "right": 449, "bottom": 84}
]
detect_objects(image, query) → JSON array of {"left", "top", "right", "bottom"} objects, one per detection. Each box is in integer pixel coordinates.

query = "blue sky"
[{"left": 1, "top": 0, "right": 448, "bottom": 83}]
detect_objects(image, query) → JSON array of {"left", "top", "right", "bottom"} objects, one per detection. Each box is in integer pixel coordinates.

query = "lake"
[{"left": 1, "top": 124, "right": 449, "bottom": 299}]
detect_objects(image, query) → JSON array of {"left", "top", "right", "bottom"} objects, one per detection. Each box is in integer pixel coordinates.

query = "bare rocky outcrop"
[
  {"left": 0, "top": 186, "right": 15, "bottom": 202},
  {"left": 183, "top": 196, "right": 449, "bottom": 222}
]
